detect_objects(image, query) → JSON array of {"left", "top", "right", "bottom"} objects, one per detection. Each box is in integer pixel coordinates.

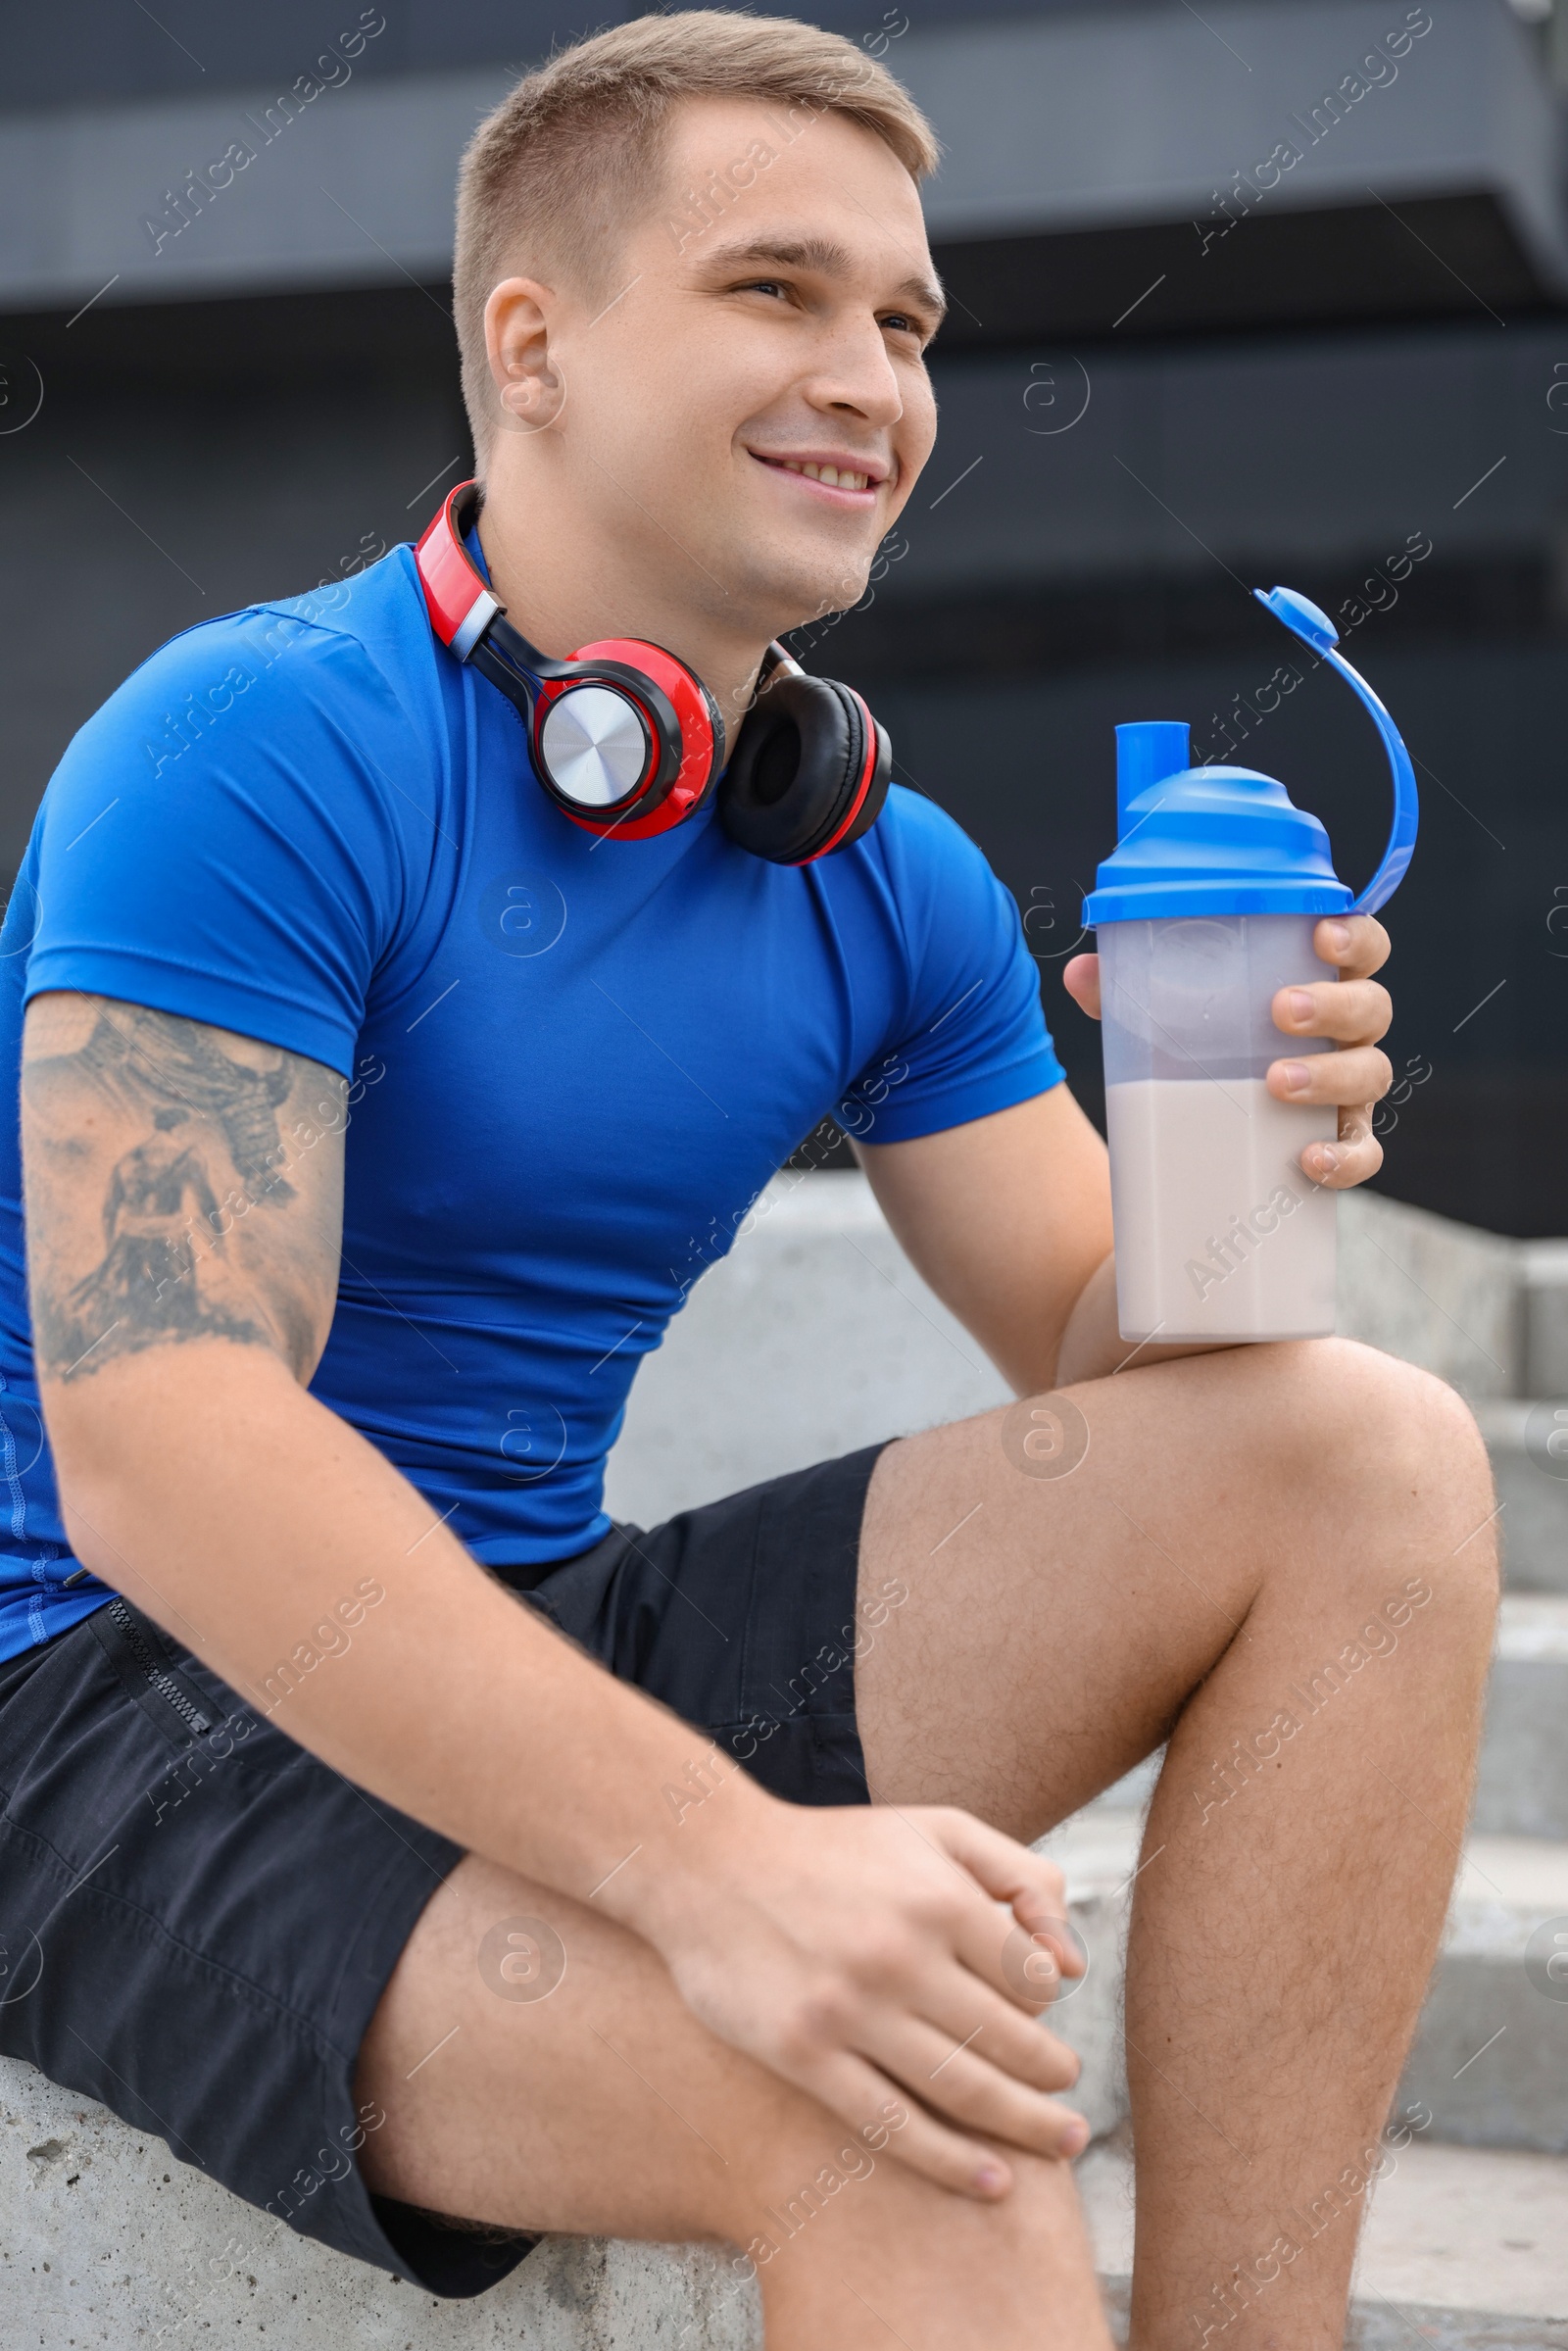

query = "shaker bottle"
[{"left": 1081, "top": 586, "right": 1419, "bottom": 1345}]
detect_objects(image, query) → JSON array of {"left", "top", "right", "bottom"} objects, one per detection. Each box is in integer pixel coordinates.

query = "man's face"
[{"left": 511, "top": 94, "right": 942, "bottom": 646}]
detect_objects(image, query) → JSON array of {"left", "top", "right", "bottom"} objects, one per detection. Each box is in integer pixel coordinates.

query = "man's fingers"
[
  {"left": 1266, "top": 1044, "right": 1391, "bottom": 1108},
  {"left": 806, "top": 2050, "right": 1018, "bottom": 2199},
  {"left": 861, "top": 2016, "right": 1087, "bottom": 2160},
  {"left": 931, "top": 1812, "right": 1079, "bottom": 1981},
  {"left": 1313, "top": 913, "right": 1389, "bottom": 979},
  {"left": 924, "top": 1966, "right": 1083, "bottom": 2092},
  {"left": 955, "top": 1900, "right": 1085, "bottom": 2016},
  {"left": 1061, "top": 953, "right": 1101, "bottom": 1021},
  {"left": 1300, "top": 1106, "right": 1383, "bottom": 1190},
  {"left": 932, "top": 1808, "right": 1068, "bottom": 1915},
  {"left": 1271, "top": 977, "right": 1391, "bottom": 1046}
]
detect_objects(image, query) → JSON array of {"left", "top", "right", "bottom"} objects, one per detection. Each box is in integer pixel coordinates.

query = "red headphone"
[{"left": 415, "top": 481, "right": 891, "bottom": 864}]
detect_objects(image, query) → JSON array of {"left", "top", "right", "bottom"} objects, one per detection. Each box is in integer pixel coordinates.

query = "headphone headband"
[{"left": 416, "top": 481, "right": 504, "bottom": 660}]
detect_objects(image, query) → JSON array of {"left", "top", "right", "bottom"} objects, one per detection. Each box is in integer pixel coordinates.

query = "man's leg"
[
  {"left": 354, "top": 1849, "right": 1111, "bottom": 2348},
  {"left": 854, "top": 1335, "right": 1498, "bottom": 2351}
]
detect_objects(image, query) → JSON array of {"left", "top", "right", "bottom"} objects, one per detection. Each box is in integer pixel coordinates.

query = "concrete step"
[
  {"left": 1335, "top": 1190, "right": 1525, "bottom": 1404},
  {"left": 5, "top": 1776, "right": 1562, "bottom": 2346},
  {"left": 1104, "top": 2282, "right": 1568, "bottom": 2349},
  {"left": 1476, "top": 1400, "right": 1568, "bottom": 1596},
  {"left": 1475, "top": 1595, "right": 1568, "bottom": 1837},
  {"left": 0, "top": 2070, "right": 760, "bottom": 2348},
  {"left": 1045, "top": 1813, "right": 1568, "bottom": 2156},
  {"left": 1094, "top": 1595, "right": 1568, "bottom": 1843},
  {"left": 1085, "top": 2135, "right": 1568, "bottom": 2347},
  {"left": 1523, "top": 1242, "right": 1568, "bottom": 1402},
  {"left": 7, "top": 2046, "right": 1566, "bottom": 2347}
]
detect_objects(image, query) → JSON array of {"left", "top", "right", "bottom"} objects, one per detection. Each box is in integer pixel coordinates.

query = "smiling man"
[{"left": 0, "top": 16, "right": 1496, "bottom": 2350}]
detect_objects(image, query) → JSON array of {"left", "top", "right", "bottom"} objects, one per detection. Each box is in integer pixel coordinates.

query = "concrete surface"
[
  {"left": 1102, "top": 2280, "right": 1568, "bottom": 2350},
  {"left": 1473, "top": 1598, "right": 1568, "bottom": 1838},
  {"left": 1104, "top": 1603, "right": 1568, "bottom": 1841},
  {"left": 1046, "top": 1810, "right": 1568, "bottom": 2158},
  {"left": 1081, "top": 2134, "right": 1568, "bottom": 2328},
  {"left": 9, "top": 2046, "right": 1567, "bottom": 2349},
  {"left": 1524, "top": 1240, "right": 1568, "bottom": 1401},
  {"left": 1400, "top": 1832, "right": 1568, "bottom": 2155},
  {"left": 603, "top": 1168, "right": 1009, "bottom": 1530},
  {"left": 1473, "top": 1401, "right": 1568, "bottom": 1597},
  {"left": 1334, "top": 1189, "right": 1525, "bottom": 1404},
  {"left": 1, "top": 2073, "right": 759, "bottom": 2347}
]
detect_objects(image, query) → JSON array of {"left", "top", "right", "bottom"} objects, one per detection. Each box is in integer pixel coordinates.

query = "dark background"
[{"left": 3, "top": 0, "right": 1565, "bottom": 1233}]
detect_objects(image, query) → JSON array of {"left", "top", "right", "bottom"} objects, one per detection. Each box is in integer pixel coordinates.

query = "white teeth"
[{"left": 775, "top": 458, "right": 871, "bottom": 491}]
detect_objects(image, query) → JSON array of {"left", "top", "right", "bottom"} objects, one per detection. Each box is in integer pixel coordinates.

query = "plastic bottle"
[{"left": 1081, "top": 587, "right": 1419, "bottom": 1345}]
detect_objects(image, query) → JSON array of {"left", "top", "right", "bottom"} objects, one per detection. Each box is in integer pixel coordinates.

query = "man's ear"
[{"left": 484, "top": 276, "right": 566, "bottom": 433}]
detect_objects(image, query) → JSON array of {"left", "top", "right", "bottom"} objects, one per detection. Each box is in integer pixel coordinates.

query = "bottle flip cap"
[{"left": 1082, "top": 586, "right": 1419, "bottom": 926}]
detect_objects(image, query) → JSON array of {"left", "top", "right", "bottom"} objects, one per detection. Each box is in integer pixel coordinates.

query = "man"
[{"left": 0, "top": 15, "right": 1494, "bottom": 2348}]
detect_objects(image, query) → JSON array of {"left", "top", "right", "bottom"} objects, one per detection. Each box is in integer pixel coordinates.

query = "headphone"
[{"left": 415, "top": 481, "right": 891, "bottom": 864}]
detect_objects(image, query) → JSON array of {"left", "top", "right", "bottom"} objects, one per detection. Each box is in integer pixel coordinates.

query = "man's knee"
[
  {"left": 1272, "top": 1337, "right": 1488, "bottom": 1503},
  {"left": 1261, "top": 1337, "right": 1498, "bottom": 1619}
]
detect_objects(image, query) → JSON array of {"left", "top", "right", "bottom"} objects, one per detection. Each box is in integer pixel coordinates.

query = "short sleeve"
[
  {"left": 23, "top": 604, "right": 427, "bottom": 1078},
  {"left": 842, "top": 789, "right": 1064, "bottom": 1145}
]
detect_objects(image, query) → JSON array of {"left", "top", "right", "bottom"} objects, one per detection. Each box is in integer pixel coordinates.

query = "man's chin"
[{"left": 751, "top": 564, "right": 875, "bottom": 640}]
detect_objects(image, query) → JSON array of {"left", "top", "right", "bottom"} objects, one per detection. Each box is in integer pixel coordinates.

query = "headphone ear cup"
[
  {"left": 831, "top": 714, "right": 892, "bottom": 856},
  {"left": 719, "top": 674, "right": 888, "bottom": 864}
]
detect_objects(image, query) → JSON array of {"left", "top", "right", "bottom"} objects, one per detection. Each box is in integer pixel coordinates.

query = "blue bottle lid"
[{"left": 1082, "top": 586, "right": 1418, "bottom": 927}]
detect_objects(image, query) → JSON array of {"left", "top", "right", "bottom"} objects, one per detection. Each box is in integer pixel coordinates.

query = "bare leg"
[
  {"left": 355, "top": 1849, "right": 1112, "bottom": 2348},
  {"left": 854, "top": 1337, "right": 1498, "bottom": 2351}
]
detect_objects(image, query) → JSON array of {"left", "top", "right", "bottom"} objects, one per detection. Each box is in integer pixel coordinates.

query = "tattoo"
[
  {"left": 74, "top": 1008, "right": 299, "bottom": 1200},
  {"left": 24, "top": 1001, "right": 357, "bottom": 1384}
]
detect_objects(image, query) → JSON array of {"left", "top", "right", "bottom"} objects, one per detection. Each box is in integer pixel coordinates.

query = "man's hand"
[
  {"left": 637, "top": 1796, "right": 1090, "bottom": 2199},
  {"left": 1063, "top": 912, "right": 1395, "bottom": 1190}
]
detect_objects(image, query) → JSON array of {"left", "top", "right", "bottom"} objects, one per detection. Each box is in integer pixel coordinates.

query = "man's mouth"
[{"left": 750, "top": 451, "right": 888, "bottom": 503}]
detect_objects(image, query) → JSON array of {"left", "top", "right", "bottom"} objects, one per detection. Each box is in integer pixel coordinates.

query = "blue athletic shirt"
[{"left": 0, "top": 539, "right": 1063, "bottom": 1660}]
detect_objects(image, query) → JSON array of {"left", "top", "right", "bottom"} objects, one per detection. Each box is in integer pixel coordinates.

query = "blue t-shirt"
[{"left": 0, "top": 544, "right": 1062, "bottom": 1659}]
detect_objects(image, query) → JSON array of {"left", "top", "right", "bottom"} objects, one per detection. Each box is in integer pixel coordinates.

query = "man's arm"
[
  {"left": 854, "top": 1082, "right": 1115, "bottom": 1396},
  {"left": 24, "top": 989, "right": 1090, "bottom": 2198},
  {"left": 855, "top": 914, "right": 1395, "bottom": 1393}
]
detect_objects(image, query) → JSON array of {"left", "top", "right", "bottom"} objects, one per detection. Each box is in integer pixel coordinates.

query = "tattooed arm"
[{"left": 24, "top": 993, "right": 345, "bottom": 1388}]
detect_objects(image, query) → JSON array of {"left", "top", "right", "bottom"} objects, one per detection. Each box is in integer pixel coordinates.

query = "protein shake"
[{"left": 1082, "top": 588, "right": 1419, "bottom": 1346}]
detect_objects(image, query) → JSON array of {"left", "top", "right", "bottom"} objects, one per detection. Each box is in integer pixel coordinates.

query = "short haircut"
[{"left": 453, "top": 9, "right": 940, "bottom": 468}]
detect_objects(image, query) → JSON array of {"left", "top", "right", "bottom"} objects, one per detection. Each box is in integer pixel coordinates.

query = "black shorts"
[{"left": 0, "top": 1440, "right": 895, "bottom": 2301}]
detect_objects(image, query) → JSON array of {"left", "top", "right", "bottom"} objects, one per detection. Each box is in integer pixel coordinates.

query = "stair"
[
  {"left": 1086, "top": 2137, "right": 1568, "bottom": 2347},
  {"left": 1079, "top": 1594, "right": 1568, "bottom": 2152},
  {"left": 1473, "top": 1595, "right": 1568, "bottom": 1839},
  {"left": 1475, "top": 1402, "right": 1568, "bottom": 1598},
  {"left": 1046, "top": 1810, "right": 1568, "bottom": 2156},
  {"left": 1474, "top": 1237, "right": 1568, "bottom": 1598}
]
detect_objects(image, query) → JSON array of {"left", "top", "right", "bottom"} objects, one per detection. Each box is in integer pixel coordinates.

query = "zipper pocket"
[{"left": 88, "top": 1597, "right": 214, "bottom": 1746}]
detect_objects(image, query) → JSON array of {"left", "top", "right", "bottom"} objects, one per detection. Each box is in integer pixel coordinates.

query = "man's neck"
[{"left": 474, "top": 465, "right": 769, "bottom": 730}]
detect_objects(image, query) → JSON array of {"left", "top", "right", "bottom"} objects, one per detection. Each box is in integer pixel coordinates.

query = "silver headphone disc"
[{"left": 539, "top": 685, "right": 651, "bottom": 808}]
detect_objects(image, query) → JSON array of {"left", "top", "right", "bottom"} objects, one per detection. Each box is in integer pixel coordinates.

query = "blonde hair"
[{"left": 453, "top": 10, "right": 940, "bottom": 465}]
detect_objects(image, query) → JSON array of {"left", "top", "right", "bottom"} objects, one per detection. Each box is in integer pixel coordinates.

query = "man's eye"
[{"left": 739, "top": 279, "right": 787, "bottom": 298}]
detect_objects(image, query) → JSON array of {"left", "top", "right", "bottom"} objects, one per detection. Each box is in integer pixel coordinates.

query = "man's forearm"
[
  {"left": 1053, "top": 1251, "right": 1235, "bottom": 1386},
  {"left": 46, "top": 1344, "right": 766, "bottom": 1945}
]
